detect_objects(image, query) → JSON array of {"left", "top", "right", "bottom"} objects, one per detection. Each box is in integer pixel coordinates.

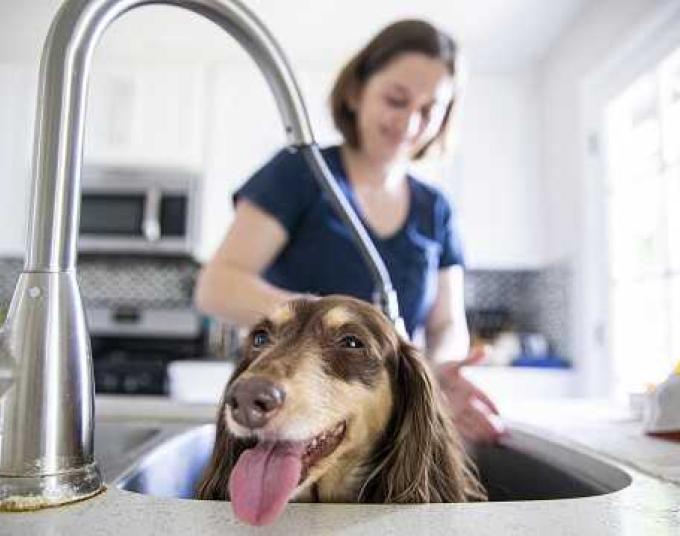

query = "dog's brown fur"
[{"left": 197, "top": 295, "right": 486, "bottom": 504}]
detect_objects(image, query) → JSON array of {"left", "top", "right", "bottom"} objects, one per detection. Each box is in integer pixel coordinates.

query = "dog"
[{"left": 197, "top": 295, "right": 486, "bottom": 525}]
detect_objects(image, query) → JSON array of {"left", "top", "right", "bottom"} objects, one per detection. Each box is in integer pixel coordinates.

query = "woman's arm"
[
  {"left": 194, "top": 199, "right": 297, "bottom": 327},
  {"left": 425, "top": 266, "right": 470, "bottom": 364},
  {"left": 426, "top": 266, "right": 504, "bottom": 443}
]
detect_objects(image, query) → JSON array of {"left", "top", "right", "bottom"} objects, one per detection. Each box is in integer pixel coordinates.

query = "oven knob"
[
  {"left": 123, "top": 376, "right": 140, "bottom": 393},
  {"left": 137, "top": 372, "right": 153, "bottom": 388},
  {"left": 99, "top": 373, "right": 119, "bottom": 391}
]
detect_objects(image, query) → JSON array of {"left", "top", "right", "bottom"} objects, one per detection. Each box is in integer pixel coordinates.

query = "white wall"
[
  {"left": 539, "top": 0, "right": 676, "bottom": 395},
  {"left": 540, "top": 0, "right": 667, "bottom": 263}
]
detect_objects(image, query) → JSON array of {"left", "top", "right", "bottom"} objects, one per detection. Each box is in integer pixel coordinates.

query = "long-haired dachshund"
[{"left": 197, "top": 295, "right": 486, "bottom": 525}]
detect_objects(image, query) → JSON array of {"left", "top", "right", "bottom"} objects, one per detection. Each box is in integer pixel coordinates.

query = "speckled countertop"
[{"left": 1, "top": 396, "right": 679, "bottom": 535}]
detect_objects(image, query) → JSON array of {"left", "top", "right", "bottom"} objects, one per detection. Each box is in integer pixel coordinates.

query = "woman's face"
[{"left": 352, "top": 52, "right": 455, "bottom": 164}]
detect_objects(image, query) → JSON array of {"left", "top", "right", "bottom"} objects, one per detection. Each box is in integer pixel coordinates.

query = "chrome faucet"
[{"left": 0, "top": 0, "right": 401, "bottom": 511}]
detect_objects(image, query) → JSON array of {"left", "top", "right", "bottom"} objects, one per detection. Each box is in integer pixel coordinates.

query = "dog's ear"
[
  {"left": 196, "top": 360, "right": 254, "bottom": 500},
  {"left": 360, "top": 341, "right": 486, "bottom": 503}
]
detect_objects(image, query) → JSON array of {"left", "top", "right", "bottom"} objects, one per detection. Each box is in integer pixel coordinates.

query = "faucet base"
[{"left": 0, "top": 463, "right": 104, "bottom": 511}]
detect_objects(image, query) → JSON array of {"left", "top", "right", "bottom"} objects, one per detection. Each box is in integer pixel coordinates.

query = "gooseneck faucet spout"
[{"left": 0, "top": 0, "right": 401, "bottom": 511}]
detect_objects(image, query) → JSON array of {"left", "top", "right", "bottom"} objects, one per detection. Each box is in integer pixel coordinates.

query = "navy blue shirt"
[{"left": 234, "top": 146, "right": 465, "bottom": 339}]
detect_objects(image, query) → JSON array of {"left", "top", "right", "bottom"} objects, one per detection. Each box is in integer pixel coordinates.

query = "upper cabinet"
[
  {"left": 0, "top": 60, "right": 549, "bottom": 268},
  {"left": 84, "top": 61, "right": 206, "bottom": 170},
  {"left": 454, "top": 72, "right": 547, "bottom": 270},
  {"left": 0, "top": 4, "right": 549, "bottom": 270},
  {"left": 0, "top": 64, "right": 37, "bottom": 257}
]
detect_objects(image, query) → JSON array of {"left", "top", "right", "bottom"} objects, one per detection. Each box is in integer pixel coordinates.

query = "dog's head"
[{"left": 197, "top": 295, "right": 485, "bottom": 525}]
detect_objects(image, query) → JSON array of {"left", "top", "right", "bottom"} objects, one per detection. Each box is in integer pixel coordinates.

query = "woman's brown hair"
[{"left": 330, "top": 19, "right": 458, "bottom": 160}]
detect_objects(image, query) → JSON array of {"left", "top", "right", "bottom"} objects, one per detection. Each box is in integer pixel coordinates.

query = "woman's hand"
[{"left": 436, "top": 346, "right": 506, "bottom": 444}]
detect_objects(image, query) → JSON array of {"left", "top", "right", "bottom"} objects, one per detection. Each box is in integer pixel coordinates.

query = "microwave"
[{"left": 79, "top": 166, "right": 199, "bottom": 256}]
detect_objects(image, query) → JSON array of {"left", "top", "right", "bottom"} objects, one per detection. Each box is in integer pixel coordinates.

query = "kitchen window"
[{"left": 605, "top": 45, "right": 680, "bottom": 396}]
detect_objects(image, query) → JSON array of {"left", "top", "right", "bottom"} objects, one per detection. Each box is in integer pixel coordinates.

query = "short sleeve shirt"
[{"left": 234, "top": 145, "right": 465, "bottom": 339}]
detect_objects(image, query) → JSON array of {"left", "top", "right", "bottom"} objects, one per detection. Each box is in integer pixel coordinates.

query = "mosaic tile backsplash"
[
  {"left": 0, "top": 257, "right": 571, "bottom": 360},
  {"left": 465, "top": 266, "right": 571, "bottom": 359},
  {"left": 0, "top": 256, "right": 199, "bottom": 310}
]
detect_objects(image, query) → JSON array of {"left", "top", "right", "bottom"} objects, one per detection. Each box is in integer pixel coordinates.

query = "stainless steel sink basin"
[
  {"left": 114, "top": 424, "right": 215, "bottom": 498},
  {"left": 471, "top": 429, "right": 632, "bottom": 500},
  {"left": 111, "top": 424, "right": 632, "bottom": 501},
  {"left": 94, "top": 422, "right": 162, "bottom": 481}
]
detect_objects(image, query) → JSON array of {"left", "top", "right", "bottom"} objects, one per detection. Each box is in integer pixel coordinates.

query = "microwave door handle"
[{"left": 143, "top": 187, "right": 161, "bottom": 242}]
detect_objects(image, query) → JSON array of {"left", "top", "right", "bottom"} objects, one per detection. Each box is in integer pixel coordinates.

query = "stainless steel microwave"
[{"left": 79, "top": 166, "right": 199, "bottom": 255}]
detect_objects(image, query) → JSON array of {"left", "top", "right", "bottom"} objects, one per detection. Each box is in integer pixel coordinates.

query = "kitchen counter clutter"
[{"left": 1, "top": 396, "right": 679, "bottom": 535}]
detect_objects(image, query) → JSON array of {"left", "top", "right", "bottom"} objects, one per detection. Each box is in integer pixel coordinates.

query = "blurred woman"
[{"left": 195, "top": 19, "right": 504, "bottom": 443}]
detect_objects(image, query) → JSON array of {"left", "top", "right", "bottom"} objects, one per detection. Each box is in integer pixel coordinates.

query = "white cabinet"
[
  {"left": 0, "top": 63, "right": 37, "bottom": 257},
  {"left": 84, "top": 61, "right": 206, "bottom": 170},
  {"left": 194, "top": 63, "right": 341, "bottom": 261},
  {"left": 0, "top": 60, "right": 209, "bottom": 257},
  {"left": 195, "top": 62, "right": 287, "bottom": 261},
  {"left": 0, "top": 60, "right": 549, "bottom": 268},
  {"left": 454, "top": 72, "right": 546, "bottom": 269}
]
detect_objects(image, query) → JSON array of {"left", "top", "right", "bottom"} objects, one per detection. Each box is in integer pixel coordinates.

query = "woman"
[{"left": 195, "top": 19, "right": 503, "bottom": 444}]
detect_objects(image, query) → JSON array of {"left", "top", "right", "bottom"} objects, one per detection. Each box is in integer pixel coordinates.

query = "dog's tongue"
[{"left": 229, "top": 440, "right": 304, "bottom": 526}]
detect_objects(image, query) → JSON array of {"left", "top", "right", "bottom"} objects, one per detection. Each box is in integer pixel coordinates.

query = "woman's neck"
[{"left": 340, "top": 144, "right": 407, "bottom": 191}]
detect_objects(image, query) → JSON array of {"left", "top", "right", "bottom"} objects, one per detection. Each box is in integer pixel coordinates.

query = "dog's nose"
[{"left": 226, "top": 377, "right": 285, "bottom": 429}]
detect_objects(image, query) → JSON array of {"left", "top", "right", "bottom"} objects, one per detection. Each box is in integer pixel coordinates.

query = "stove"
[{"left": 88, "top": 305, "right": 208, "bottom": 395}]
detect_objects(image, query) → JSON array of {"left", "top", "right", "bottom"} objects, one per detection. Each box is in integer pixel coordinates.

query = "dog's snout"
[{"left": 226, "top": 377, "right": 285, "bottom": 429}]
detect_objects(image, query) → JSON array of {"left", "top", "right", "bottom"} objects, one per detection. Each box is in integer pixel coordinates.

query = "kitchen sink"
[
  {"left": 114, "top": 424, "right": 215, "bottom": 498},
  {"left": 94, "top": 422, "right": 164, "bottom": 481},
  {"left": 112, "top": 424, "right": 632, "bottom": 502},
  {"left": 470, "top": 430, "right": 632, "bottom": 500}
]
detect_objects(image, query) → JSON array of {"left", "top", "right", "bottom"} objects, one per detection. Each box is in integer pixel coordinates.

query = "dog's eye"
[
  {"left": 252, "top": 330, "right": 270, "bottom": 348},
  {"left": 340, "top": 335, "right": 364, "bottom": 349}
]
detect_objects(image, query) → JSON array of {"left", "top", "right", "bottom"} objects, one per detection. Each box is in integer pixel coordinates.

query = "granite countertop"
[{"left": 1, "top": 396, "right": 679, "bottom": 535}]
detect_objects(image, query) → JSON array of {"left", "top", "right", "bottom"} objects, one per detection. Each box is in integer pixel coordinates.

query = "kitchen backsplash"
[
  {"left": 0, "top": 257, "right": 570, "bottom": 360},
  {"left": 0, "top": 256, "right": 199, "bottom": 310},
  {"left": 465, "top": 265, "right": 571, "bottom": 359}
]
